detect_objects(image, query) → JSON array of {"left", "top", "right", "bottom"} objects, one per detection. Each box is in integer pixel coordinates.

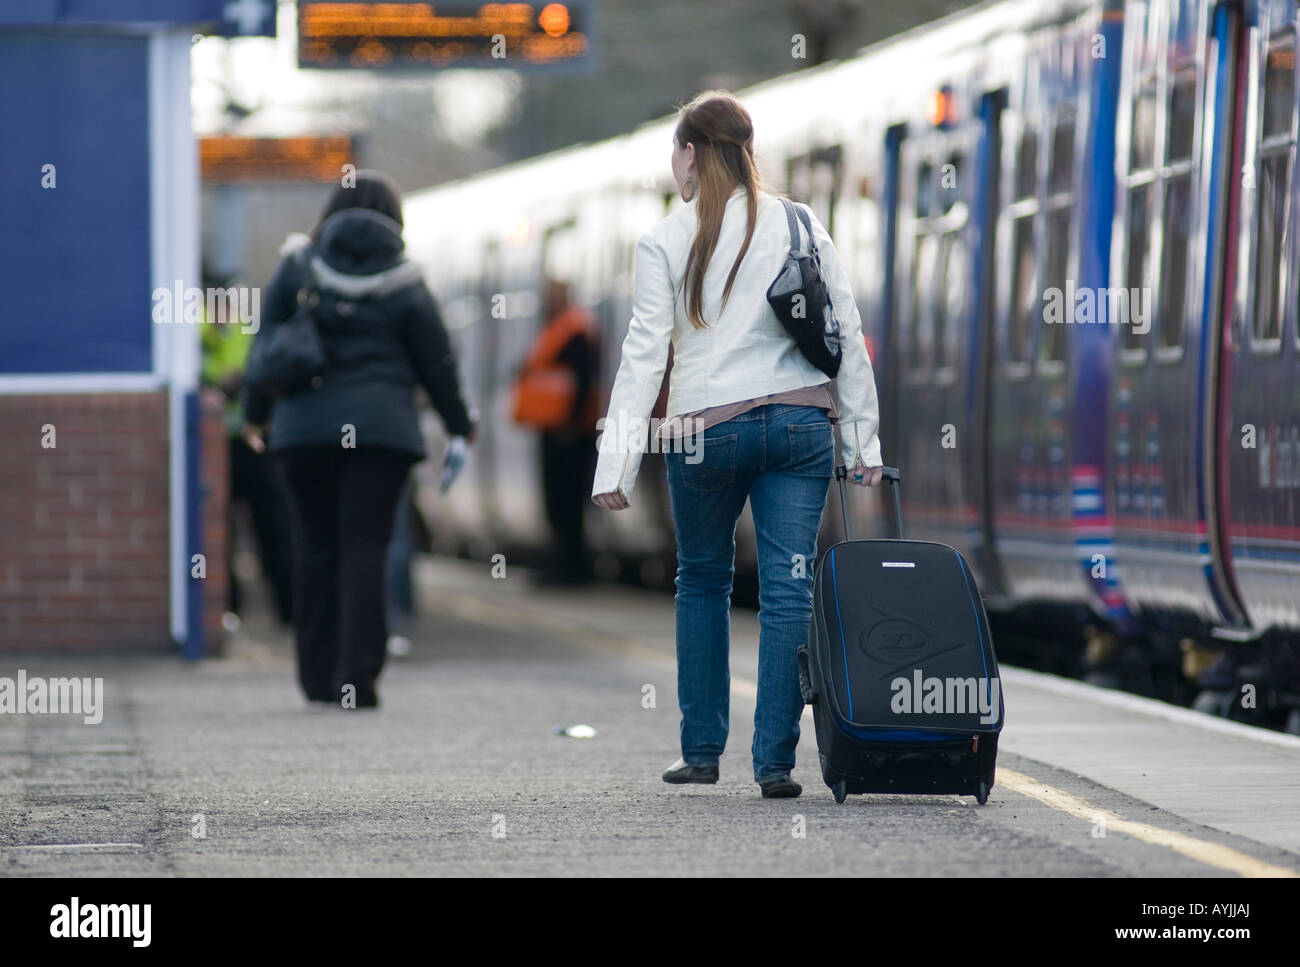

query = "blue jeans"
[{"left": 665, "top": 404, "right": 833, "bottom": 780}]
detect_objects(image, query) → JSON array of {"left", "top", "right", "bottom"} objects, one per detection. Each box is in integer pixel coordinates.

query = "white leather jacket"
[{"left": 591, "top": 187, "right": 883, "bottom": 502}]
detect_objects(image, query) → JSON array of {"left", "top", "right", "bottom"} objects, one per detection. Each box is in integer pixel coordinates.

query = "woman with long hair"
[
  {"left": 592, "top": 92, "right": 884, "bottom": 797},
  {"left": 244, "top": 170, "right": 475, "bottom": 709}
]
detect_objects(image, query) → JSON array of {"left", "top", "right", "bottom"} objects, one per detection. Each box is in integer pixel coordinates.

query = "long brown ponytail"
[{"left": 675, "top": 91, "right": 763, "bottom": 330}]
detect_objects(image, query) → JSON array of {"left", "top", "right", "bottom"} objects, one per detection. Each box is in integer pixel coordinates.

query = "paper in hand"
[{"left": 440, "top": 436, "right": 468, "bottom": 493}]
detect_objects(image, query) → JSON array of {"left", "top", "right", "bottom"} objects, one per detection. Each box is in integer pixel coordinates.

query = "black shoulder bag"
[
  {"left": 765, "top": 198, "right": 842, "bottom": 378},
  {"left": 246, "top": 247, "right": 328, "bottom": 398}
]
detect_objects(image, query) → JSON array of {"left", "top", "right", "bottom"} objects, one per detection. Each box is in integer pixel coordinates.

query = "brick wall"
[{"left": 0, "top": 390, "right": 227, "bottom": 652}]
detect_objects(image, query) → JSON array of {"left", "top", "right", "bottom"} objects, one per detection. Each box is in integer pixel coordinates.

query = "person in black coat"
[{"left": 243, "top": 170, "right": 475, "bottom": 709}]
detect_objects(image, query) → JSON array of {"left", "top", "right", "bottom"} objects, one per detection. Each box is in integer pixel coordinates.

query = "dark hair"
[
  {"left": 311, "top": 169, "right": 404, "bottom": 242},
  {"left": 675, "top": 91, "right": 763, "bottom": 329}
]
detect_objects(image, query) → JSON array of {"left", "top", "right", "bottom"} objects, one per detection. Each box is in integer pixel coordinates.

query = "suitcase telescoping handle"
[{"left": 834, "top": 465, "right": 902, "bottom": 541}]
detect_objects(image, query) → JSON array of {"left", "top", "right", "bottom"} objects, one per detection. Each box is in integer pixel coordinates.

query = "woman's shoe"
[
  {"left": 347, "top": 688, "right": 379, "bottom": 709},
  {"left": 662, "top": 757, "right": 719, "bottom": 784},
  {"left": 758, "top": 774, "right": 802, "bottom": 798},
  {"left": 332, "top": 681, "right": 379, "bottom": 709}
]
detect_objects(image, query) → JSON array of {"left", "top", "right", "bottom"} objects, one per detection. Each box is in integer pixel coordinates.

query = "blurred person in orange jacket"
[{"left": 512, "top": 279, "right": 601, "bottom": 584}]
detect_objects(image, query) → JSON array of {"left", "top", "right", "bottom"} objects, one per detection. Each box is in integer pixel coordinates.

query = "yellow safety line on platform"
[
  {"left": 995, "top": 768, "right": 1298, "bottom": 878},
  {"left": 427, "top": 580, "right": 1299, "bottom": 878}
]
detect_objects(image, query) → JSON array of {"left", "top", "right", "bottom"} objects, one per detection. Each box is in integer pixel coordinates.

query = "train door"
[
  {"left": 878, "top": 125, "right": 906, "bottom": 495},
  {"left": 989, "top": 27, "right": 1105, "bottom": 612},
  {"left": 1108, "top": 0, "right": 1230, "bottom": 632},
  {"left": 1222, "top": 0, "right": 1300, "bottom": 635},
  {"left": 888, "top": 88, "right": 988, "bottom": 567}
]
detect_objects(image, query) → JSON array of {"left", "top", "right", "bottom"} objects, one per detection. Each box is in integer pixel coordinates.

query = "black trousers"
[
  {"left": 276, "top": 445, "right": 416, "bottom": 705},
  {"left": 541, "top": 432, "right": 597, "bottom": 579}
]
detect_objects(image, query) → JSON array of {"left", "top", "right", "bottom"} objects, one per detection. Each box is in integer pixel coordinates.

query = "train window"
[
  {"left": 1262, "top": 30, "right": 1295, "bottom": 140},
  {"left": 906, "top": 233, "right": 922, "bottom": 371},
  {"left": 1009, "top": 215, "right": 1035, "bottom": 362},
  {"left": 1048, "top": 114, "right": 1075, "bottom": 196},
  {"left": 940, "top": 152, "right": 962, "bottom": 213},
  {"left": 939, "top": 231, "right": 966, "bottom": 370},
  {"left": 809, "top": 145, "right": 843, "bottom": 233},
  {"left": 787, "top": 156, "right": 810, "bottom": 203},
  {"left": 932, "top": 233, "right": 949, "bottom": 371},
  {"left": 1133, "top": 0, "right": 1160, "bottom": 75},
  {"left": 1159, "top": 174, "right": 1193, "bottom": 351},
  {"left": 1170, "top": 0, "right": 1199, "bottom": 63},
  {"left": 1166, "top": 71, "right": 1196, "bottom": 163},
  {"left": 1123, "top": 184, "right": 1153, "bottom": 353},
  {"left": 1014, "top": 126, "right": 1037, "bottom": 199},
  {"left": 787, "top": 146, "right": 843, "bottom": 233},
  {"left": 916, "top": 160, "right": 934, "bottom": 218},
  {"left": 1253, "top": 154, "right": 1290, "bottom": 343},
  {"left": 909, "top": 139, "right": 967, "bottom": 377},
  {"left": 1251, "top": 29, "right": 1295, "bottom": 350},
  {"left": 1041, "top": 208, "right": 1071, "bottom": 363},
  {"left": 1130, "top": 85, "right": 1158, "bottom": 171},
  {"left": 909, "top": 233, "right": 937, "bottom": 372}
]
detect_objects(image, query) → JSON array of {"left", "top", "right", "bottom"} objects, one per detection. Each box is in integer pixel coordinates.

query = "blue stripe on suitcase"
[{"left": 828, "top": 547, "right": 856, "bottom": 720}]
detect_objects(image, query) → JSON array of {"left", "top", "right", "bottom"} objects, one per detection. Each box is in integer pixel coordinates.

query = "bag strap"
[
  {"left": 779, "top": 197, "right": 801, "bottom": 256},
  {"left": 791, "top": 203, "right": 835, "bottom": 313},
  {"left": 779, "top": 198, "right": 823, "bottom": 262},
  {"left": 793, "top": 204, "right": 820, "bottom": 259}
]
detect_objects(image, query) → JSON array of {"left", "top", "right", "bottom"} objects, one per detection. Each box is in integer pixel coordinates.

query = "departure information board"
[
  {"left": 199, "top": 136, "right": 354, "bottom": 182},
  {"left": 297, "top": 1, "right": 594, "bottom": 70}
]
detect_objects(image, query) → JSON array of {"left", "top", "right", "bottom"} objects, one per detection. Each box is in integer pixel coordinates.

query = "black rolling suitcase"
[{"left": 798, "top": 466, "right": 1003, "bottom": 804}]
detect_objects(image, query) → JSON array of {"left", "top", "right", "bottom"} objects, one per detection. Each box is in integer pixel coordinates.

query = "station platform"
[{"left": 1, "top": 557, "right": 1297, "bottom": 877}]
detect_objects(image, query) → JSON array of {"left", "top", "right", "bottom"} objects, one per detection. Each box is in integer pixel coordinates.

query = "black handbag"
[
  {"left": 246, "top": 247, "right": 328, "bottom": 398},
  {"left": 766, "top": 198, "right": 842, "bottom": 378}
]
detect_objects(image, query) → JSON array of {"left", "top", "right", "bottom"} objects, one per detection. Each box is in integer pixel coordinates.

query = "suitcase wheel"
[
  {"left": 974, "top": 781, "right": 989, "bottom": 806},
  {"left": 832, "top": 780, "right": 848, "bottom": 805}
]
